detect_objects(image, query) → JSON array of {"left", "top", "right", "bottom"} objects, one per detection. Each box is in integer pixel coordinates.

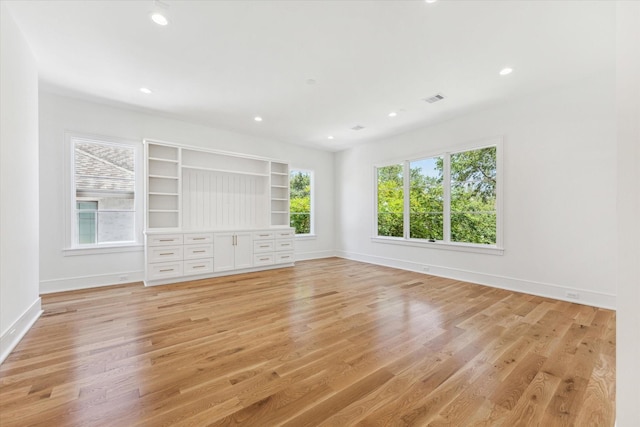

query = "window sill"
[
  {"left": 371, "top": 236, "right": 504, "bottom": 255},
  {"left": 63, "top": 244, "right": 144, "bottom": 257},
  {"left": 295, "top": 234, "right": 317, "bottom": 241}
]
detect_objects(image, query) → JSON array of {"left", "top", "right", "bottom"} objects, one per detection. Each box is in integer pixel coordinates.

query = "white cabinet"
[
  {"left": 213, "top": 232, "right": 252, "bottom": 272},
  {"left": 146, "top": 233, "right": 184, "bottom": 282},
  {"left": 146, "top": 228, "right": 294, "bottom": 285},
  {"left": 144, "top": 139, "right": 295, "bottom": 286}
]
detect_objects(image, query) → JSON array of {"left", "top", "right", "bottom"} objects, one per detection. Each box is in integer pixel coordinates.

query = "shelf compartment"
[
  {"left": 271, "top": 211, "right": 289, "bottom": 226},
  {"left": 271, "top": 162, "right": 288, "bottom": 174},
  {"left": 148, "top": 144, "right": 178, "bottom": 161},
  {"left": 149, "top": 159, "right": 179, "bottom": 177},
  {"left": 182, "top": 165, "right": 268, "bottom": 177},
  {"left": 271, "top": 186, "right": 288, "bottom": 199},
  {"left": 182, "top": 149, "right": 269, "bottom": 176},
  {"left": 149, "top": 176, "right": 179, "bottom": 194},
  {"left": 271, "top": 173, "right": 289, "bottom": 187},
  {"left": 149, "top": 194, "right": 179, "bottom": 211},
  {"left": 148, "top": 211, "right": 179, "bottom": 229}
]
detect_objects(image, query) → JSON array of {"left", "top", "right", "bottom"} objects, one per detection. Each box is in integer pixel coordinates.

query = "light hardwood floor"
[{"left": 0, "top": 258, "right": 615, "bottom": 426}]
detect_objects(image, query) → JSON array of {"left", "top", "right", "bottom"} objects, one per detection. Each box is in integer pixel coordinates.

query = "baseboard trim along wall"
[
  {"left": 335, "top": 250, "right": 616, "bottom": 310},
  {"left": 0, "top": 298, "right": 42, "bottom": 365},
  {"left": 295, "top": 250, "right": 337, "bottom": 261},
  {"left": 40, "top": 270, "right": 145, "bottom": 294},
  {"left": 39, "top": 252, "right": 337, "bottom": 294}
]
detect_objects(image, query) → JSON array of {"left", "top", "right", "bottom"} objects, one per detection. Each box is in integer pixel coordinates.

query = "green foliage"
[
  {"left": 450, "top": 147, "right": 497, "bottom": 244},
  {"left": 290, "top": 171, "right": 311, "bottom": 234},
  {"left": 377, "top": 147, "right": 497, "bottom": 245},
  {"left": 377, "top": 165, "right": 404, "bottom": 237}
]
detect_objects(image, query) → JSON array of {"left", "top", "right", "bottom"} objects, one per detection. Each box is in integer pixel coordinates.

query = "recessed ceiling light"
[
  {"left": 327, "top": 135, "right": 334, "bottom": 140},
  {"left": 254, "top": 116, "right": 263, "bottom": 122},
  {"left": 151, "top": 13, "right": 168, "bottom": 26},
  {"left": 139, "top": 87, "right": 152, "bottom": 94},
  {"left": 388, "top": 112, "right": 398, "bottom": 118},
  {"left": 425, "top": 0, "right": 438, "bottom": 3},
  {"left": 499, "top": 67, "right": 513, "bottom": 76}
]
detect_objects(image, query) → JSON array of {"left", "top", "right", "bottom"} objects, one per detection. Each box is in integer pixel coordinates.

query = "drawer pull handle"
[
  {"left": 281, "top": 256, "right": 290, "bottom": 259},
  {"left": 259, "top": 234, "right": 269, "bottom": 237},
  {"left": 193, "top": 250, "right": 206, "bottom": 253},
  {"left": 260, "top": 258, "right": 269, "bottom": 261},
  {"left": 159, "top": 268, "right": 174, "bottom": 272},
  {"left": 159, "top": 239, "right": 174, "bottom": 242},
  {"left": 281, "top": 243, "right": 290, "bottom": 246},
  {"left": 260, "top": 245, "right": 269, "bottom": 248},
  {"left": 160, "top": 252, "right": 174, "bottom": 256},
  {"left": 192, "top": 237, "right": 206, "bottom": 240},
  {"left": 193, "top": 265, "right": 205, "bottom": 269}
]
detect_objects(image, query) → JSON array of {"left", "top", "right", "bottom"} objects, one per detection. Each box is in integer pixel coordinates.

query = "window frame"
[
  {"left": 64, "top": 132, "right": 144, "bottom": 255},
  {"left": 289, "top": 168, "right": 315, "bottom": 238},
  {"left": 372, "top": 137, "right": 503, "bottom": 255}
]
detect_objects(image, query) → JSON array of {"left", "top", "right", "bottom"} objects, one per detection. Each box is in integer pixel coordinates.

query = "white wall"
[
  {"left": 0, "top": 5, "right": 42, "bottom": 363},
  {"left": 335, "top": 72, "right": 617, "bottom": 309},
  {"left": 39, "top": 92, "right": 335, "bottom": 293},
  {"left": 616, "top": 2, "right": 640, "bottom": 425}
]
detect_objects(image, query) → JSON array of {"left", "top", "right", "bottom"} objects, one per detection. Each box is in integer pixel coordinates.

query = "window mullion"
[{"left": 443, "top": 154, "right": 451, "bottom": 243}]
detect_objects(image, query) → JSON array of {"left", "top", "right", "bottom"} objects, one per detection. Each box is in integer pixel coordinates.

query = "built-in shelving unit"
[
  {"left": 144, "top": 140, "right": 290, "bottom": 231},
  {"left": 146, "top": 143, "right": 180, "bottom": 229},
  {"left": 270, "top": 161, "right": 290, "bottom": 226},
  {"left": 143, "top": 139, "right": 294, "bottom": 287}
]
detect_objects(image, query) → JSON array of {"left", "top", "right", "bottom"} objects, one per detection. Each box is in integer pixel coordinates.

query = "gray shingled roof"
[{"left": 75, "top": 142, "right": 134, "bottom": 193}]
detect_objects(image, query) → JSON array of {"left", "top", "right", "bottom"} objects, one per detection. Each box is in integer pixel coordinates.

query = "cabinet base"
[{"left": 144, "top": 262, "right": 295, "bottom": 287}]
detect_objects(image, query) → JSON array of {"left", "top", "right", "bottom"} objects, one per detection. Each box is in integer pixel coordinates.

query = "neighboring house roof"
[{"left": 75, "top": 142, "right": 134, "bottom": 193}]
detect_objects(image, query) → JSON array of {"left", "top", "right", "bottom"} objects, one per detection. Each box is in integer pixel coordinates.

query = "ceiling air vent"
[
  {"left": 351, "top": 125, "right": 365, "bottom": 131},
  {"left": 423, "top": 93, "right": 445, "bottom": 104}
]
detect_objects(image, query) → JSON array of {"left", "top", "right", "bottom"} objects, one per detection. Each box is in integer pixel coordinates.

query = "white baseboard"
[
  {"left": 295, "top": 250, "right": 338, "bottom": 261},
  {"left": 335, "top": 250, "right": 616, "bottom": 310},
  {"left": 40, "top": 270, "right": 145, "bottom": 294},
  {"left": 0, "top": 298, "right": 42, "bottom": 365}
]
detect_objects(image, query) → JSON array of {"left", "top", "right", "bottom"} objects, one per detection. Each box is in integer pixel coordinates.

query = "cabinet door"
[
  {"left": 213, "top": 233, "right": 235, "bottom": 272},
  {"left": 234, "top": 232, "right": 253, "bottom": 269}
]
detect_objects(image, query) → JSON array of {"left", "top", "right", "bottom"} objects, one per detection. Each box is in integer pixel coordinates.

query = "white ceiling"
[{"left": 5, "top": 1, "right": 615, "bottom": 151}]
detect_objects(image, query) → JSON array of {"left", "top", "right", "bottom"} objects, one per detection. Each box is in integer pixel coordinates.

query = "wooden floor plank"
[{"left": 0, "top": 258, "right": 615, "bottom": 426}]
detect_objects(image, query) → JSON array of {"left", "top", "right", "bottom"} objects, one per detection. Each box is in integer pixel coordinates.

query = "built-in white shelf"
[
  {"left": 149, "top": 192, "right": 179, "bottom": 196},
  {"left": 148, "top": 157, "right": 179, "bottom": 163},
  {"left": 182, "top": 165, "right": 269, "bottom": 177},
  {"left": 144, "top": 139, "right": 290, "bottom": 230}
]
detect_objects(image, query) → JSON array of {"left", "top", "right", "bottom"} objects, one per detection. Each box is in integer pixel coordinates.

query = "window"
[
  {"left": 409, "top": 156, "right": 443, "bottom": 240},
  {"left": 289, "top": 169, "right": 313, "bottom": 235},
  {"left": 375, "top": 142, "right": 501, "bottom": 250},
  {"left": 67, "top": 134, "right": 142, "bottom": 251},
  {"left": 377, "top": 164, "right": 404, "bottom": 237}
]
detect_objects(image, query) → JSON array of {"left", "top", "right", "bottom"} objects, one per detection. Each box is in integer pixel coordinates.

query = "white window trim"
[
  {"left": 290, "top": 168, "right": 315, "bottom": 236},
  {"left": 373, "top": 136, "right": 504, "bottom": 255},
  {"left": 64, "top": 132, "right": 144, "bottom": 255}
]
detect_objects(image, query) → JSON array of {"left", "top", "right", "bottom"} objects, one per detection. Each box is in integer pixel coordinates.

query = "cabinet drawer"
[
  {"left": 147, "top": 262, "right": 183, "bottom": 280},
  {"left": 183, "top": 244, "right": 214, "bottom": 260},
  {"left": 275, "top": 239, "right": 294, "bottom": 251},
  {"left": 148, "top": 245, "right": 183, "bottom": 263},
  {"left": 254, "top": 240, "right": 275, "bottom": 253},
  {"left": 253, "top": 231, "right": 275, "bottom": 240},
  {"left": 254, "top": 253, "right": 275, "bottom": 266},
  {"left": 148, "top": 234, "right": 183, "bottom": 246},
  {"left": 184, "top": 258, "right": 214, "bottom": 275},
  {"left": 275, "top": 252, "right": 295, "bottom": 264},
  {"left": 184, "top": 233, "right": 213, "bottom": 244},
  {"left": 275, "top": 230, "right": 295, "bottom": 239}
]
